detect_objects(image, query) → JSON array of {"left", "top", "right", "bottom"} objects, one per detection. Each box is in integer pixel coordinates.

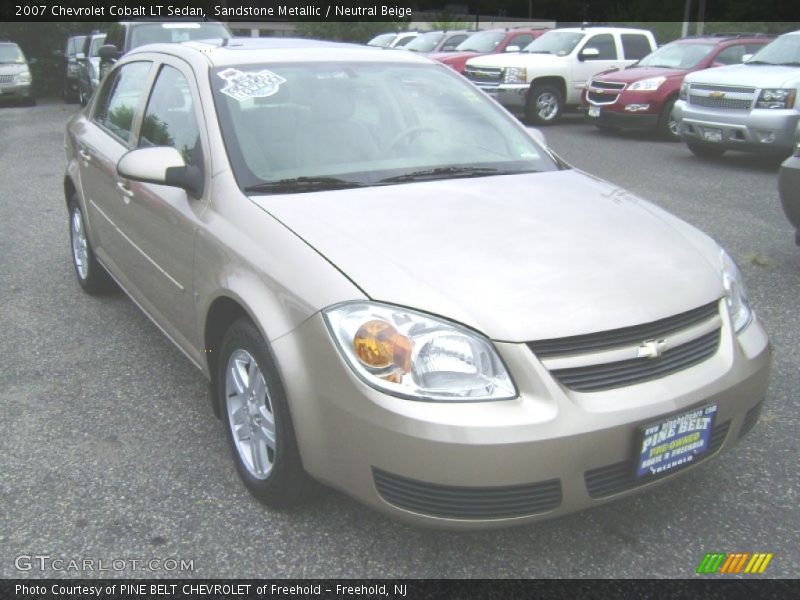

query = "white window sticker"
[{"left": 218, "top": 68, "right": 286, "bottom": 101}]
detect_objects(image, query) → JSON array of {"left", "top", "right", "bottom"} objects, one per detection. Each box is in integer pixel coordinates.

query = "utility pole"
[{"left": 682, "top": 0, "right": 692, "bottom": 38}]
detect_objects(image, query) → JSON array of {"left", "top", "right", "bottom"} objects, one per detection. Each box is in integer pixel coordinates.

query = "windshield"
[
  {"left": 367, "top": 33, "right": 397, "bottom": 47},
  {"left": 637, "top": 42, "right": 715, "bottom": 69},
  {"left": 130, "top": 23, "right": 230, "bottom": 49},
  {"left": 748, "top": 33, "right": 800, "bottom": 65},
  {"left": 456, "top": 31, "right": 506, "bottom": 53},
  {"left": 211, "top": 62, "right": 558, "bottom": 193},
  {"left": 0, "top": 44, "right": 24, "bottom": 63},
  {"left": 524, "top": 31, "right": 584, "bottom": 55},
  {"left": 89, "top": 34, "right": 107, "bottom": 57},
  {"left": 405, "top": 32, "right": 445, "bottom": 52}
]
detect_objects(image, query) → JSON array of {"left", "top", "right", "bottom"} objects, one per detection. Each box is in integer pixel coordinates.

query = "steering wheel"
[{"left": 385, "top": 126, "right": 438, "bottom": 154}]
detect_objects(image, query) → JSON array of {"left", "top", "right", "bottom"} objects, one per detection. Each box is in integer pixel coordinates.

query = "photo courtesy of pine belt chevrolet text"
[{"left": 63, "top": 37, "right": 771, "bottom": 529}]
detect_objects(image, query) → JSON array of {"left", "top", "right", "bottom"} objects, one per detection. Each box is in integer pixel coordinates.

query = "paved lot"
[{"left": 1, "top": 100, "right": 797, "bottom": 579}]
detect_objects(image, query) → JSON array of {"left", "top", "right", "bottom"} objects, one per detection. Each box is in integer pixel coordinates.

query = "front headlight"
[
  {"left": 16, "top": 70, "right": 31, "bottom": 84},
  {"left": 503, "top": 66, "right": 527, "bottom": 84},
  {"left": 720, "top": 249, "right": 752, "bottom": 332},
  {"left": 628, "top": 76, "right": 666, "bottom": 92},
  {"left": 679, "top": 81, "right": 689, "bottom": 101},
  {"left": 756, "top": 88, "right": 796, "bottom": 109},
  {"left": 323, "top": 302, "right": 516, "bottom": 401}
]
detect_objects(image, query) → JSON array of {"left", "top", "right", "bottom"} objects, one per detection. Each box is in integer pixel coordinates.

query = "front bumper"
[
  {"left": 473, "top": 83, "right": 529, "bottom": 112},
  {"left": 0, "top": 81, "right": 31, "bottom": 99},
  {"left": 273, "top": 307, "right": 771, "bottom": 529},
  {"left": 778, "top": 154, "right": 800, "bottom": 244},
  {"left": 585, "top": 105, "right": 660, "bottom": 131},
  {"left": 675, "top": 99, "right": 800, "bottom": 155}
]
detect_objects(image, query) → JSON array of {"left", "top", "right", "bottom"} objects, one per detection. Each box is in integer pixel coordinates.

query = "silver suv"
[
  {"left": 0, "top": 41, "right": 34, "bottom": 105},
  {"left": 675, "top": 30, "right": 800, "bottom": 157}
]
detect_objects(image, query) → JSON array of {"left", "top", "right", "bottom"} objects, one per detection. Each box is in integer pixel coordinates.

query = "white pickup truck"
[{"left": 464, "top": 27, "right": 657, "bottom": 124}]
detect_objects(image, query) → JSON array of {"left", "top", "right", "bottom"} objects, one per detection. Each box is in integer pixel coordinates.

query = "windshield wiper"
[
  {"left": 745, "top": 60, "right": 776, "bottom": 65},
  {"left": 778, "top": 61, "right": 800, "bottom": 66},
  {"left": 377, "top": 166, "right": 528, "bottom": 184},
  {"left": 244, "top": 176, "right": 368, "bottom": 194}
]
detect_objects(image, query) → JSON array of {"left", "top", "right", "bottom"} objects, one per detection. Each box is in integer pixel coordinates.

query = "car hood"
[
  {"left": 685, "top": 63, "right": 800, "bottom": 87},
  {"left": 594, "top": 65, "right": 688, "bottom": 82},
  {"left": 0, "top": 63, "right": 25, "bottom": 75},
  {"left": 467, "top": 52, "right": 563, "bottom": 69},
  {"left": 251, "top": 170, "right": 724, "bottom": 342}
]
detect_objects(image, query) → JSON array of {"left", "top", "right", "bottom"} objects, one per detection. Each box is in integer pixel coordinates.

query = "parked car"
[
  {"left": 0, "top": 41, "right": 34, "bottom": 105},
  {"left": 64, "top": 37, "right": 770, "bottom": 529},
  {"left": 674, "top": 29, "right": 800, "bottom": 157},
  {"left": 404, "top": 30, "right": 474, "bottom": 54},
  {"left": 77, "top": 32, "right": 106, "bottom": 107},
  {"left": 367, "top": 31, "right": 420, "bottom": 49},
  {"left": 98, "top": 20, "right": 231, "bottom": 77},
  {"left": 431, "top": 28, "right": 549, "bottom": 75},
  {"left": 778, "top": 121, "right": 800, "bottom": 245},
  {"left": 389, "top": 31, "right": 419, "bottom": 48},
  {"left": 465, "top": 27, "right": 657, "bottom": 125},
  {"left": 63, "top": 34, "right": 86, "bottom": 103},
  {"left": 583, "top": 34, "right": 773, "bottom": 139}
]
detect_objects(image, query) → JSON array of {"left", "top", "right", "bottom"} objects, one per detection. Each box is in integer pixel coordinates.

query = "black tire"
[
  {"left": 67, "top": 196, "right": 114, "bottom": 294},
  {"left": 217, "top": 318, "right": 314, "bottom": 508},
  {"left": 525, "top": 83, "right": 563, "bottom": 126},
  {"left": 657, "top": 96, "right": 680, "bottom": 141},
  {"left": 687, "top": 141, "right": 726, "bottom": 158}
]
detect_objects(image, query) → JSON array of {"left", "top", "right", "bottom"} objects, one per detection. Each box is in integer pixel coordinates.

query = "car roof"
[
  {"left": 672, "top": 34, "right": 773, "bottom": 44},
  {"left": 551, "top": 27, "right": 652, "bottom": 35},
  {"left": 126, "top": 37, "right": 434, "bottom": 68}
]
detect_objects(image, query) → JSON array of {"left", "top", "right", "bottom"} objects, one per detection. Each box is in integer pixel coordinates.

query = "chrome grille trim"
[
  {"left": 528, "top": 301, "right": 719, "bottom": 358},
  {"left": 690, "top": 83, "right": 756, "bottom": 94},
  {"left": 373, "top": 468, "right": 562, "bottom": 519},
  {"left": 464, "top": 66, "right": 503, "bottom": 85},
  {"left": 689, "top": 95, "right": 752, "bottom": 110},
  {"left": 587, "top": 90, "right": 620, "bottom": 105},
  {"left": 0, "top": 74, "right": 14, "bottom": 84},
  {"left": 590, "top": 80, "right": 626, "bottom": 91}
]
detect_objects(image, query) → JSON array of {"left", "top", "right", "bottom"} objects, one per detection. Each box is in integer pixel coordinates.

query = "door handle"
[
  {"left": 78, "top": 149, "right": 91, "bottom": 161},
  {"left": 116, "top": 180, "right": 134, "bottom": 201}
]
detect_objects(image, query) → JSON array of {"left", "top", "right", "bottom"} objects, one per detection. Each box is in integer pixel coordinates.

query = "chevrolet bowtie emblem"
[
  {"left": 709, "top": 91, "right": 725, "bottom": 99},
  {"left": 637, "top": 339, "right": 667, "bottom": 359}
]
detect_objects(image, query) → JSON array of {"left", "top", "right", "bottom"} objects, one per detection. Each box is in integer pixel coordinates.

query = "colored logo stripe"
[{"left": 697, "top": 552, "right": 773, "bottom": 574}]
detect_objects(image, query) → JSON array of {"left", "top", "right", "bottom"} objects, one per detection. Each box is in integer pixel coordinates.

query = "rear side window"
[
  {"left": 508, "top": 34, "right": 534, "bottom": 50},
  {"left": 441, "top": 34, "right": 469, "bottom": 51},
  {"left": 94, "top": 61, "right": 152, "bottom": 144},
  {"left": 584, "top": 34, "right": 617, "bottom": 60},
  {"left": 714, "top": 44, "right": 748, "bottom": 65},
  {"left": 622, "top": 34, "right": 652, "bottom": 60},
  {"left": 139, "top": 65, "right": 202, "bottom": 166}
]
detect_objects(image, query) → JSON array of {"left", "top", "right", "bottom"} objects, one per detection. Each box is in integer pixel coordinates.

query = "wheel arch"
[{"left": 528, "top": 76, "right": 567, "bottom": 101}]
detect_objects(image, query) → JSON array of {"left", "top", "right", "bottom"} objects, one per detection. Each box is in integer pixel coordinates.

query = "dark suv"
[
  {"left": 77, "top": 32, "right": 106, "bottom": 106},
  {"left": 99, "top": 21, "right": 231, "bottom": 77},
  {"left": 63, "top": 34, "right": 86, "bottom": 103},
  {"left": 583, "top": 34, "right": 773, "bottom": 139}
]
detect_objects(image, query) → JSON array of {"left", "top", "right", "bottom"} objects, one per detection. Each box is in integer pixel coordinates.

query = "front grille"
[
  {"left": 550, "top": 329, "right": 720, "bottom": 392},
  {"left": 587, "top": 90, "right": 620, "bottom": 105},
  {"left": 528, "top": 302, "right": 718, "bottom": 358},
  {"left": 585, "top": 420, "right": 730, "bottom": 499},
  {"left": 739, "top": 400, "right": 764, "bottom": 439},
  {"left": 591, "top": 80, "right": 626, "bottom": 91},
  {"left": 373, "top": 468, "right": 562, "bottom": 519},
  {"left": 691, "top": 83, "right": 756, "bottom": 94},
  {"left": 0, "top": 74, "right": 14, "bottom": 85},
  {"left": 689, "top": 94, "right": 752, "bottom": 110},
  {"left": 464, "top": 66, "right": 503, "bottom": 85}
]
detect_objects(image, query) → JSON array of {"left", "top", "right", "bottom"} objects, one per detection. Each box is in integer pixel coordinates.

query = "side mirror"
[
  {"left": 505, "top": 45, "right": 520, "bottom": 53},
  {"left": 117, "top": 147, "right": 203, "bottom": 197},
  {"left": 98, "top": 44, "right": 120, "bottom": 62},
  {"left": 579, "top": 47, "right": 600, "bottom": 61},
  {"left": 526, "top": 126, "right": 546, "bottom": 147},
  {"left": 742, "top": 53, "right": 753, "bottom": 63}
]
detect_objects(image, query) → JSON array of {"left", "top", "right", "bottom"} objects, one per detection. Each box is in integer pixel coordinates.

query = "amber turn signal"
[{"left": 353, "top": 320, "right": 413, "bottom": 372}]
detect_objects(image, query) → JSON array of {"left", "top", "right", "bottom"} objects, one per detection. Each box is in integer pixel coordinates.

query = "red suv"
[
  {"left": 582, "top": 34, "right": 773, "bottom": 139},
  {"left": 430, "top": 28, "right": 549, "bottom": 75}
]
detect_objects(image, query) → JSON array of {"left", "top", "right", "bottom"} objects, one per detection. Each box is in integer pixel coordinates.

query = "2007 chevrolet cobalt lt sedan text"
[{"left": 64, "top": 38, "right": 771, "bottom": 529}]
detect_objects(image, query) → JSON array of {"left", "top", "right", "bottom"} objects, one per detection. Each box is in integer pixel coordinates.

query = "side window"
[
  {"left": 139, "top": 65, "right": 202, "bottom": 167},
  {"left": 94, "top": 61, "right": 152, "bottom": 144},
  {"left": 621, "top": 34, "right": 652, "bottom": 60},
  {"left": 714, "top": 44, "right": 747, "bottom": 65},
  {"left": 583, "top": 34, "right": 617, "bottom": 60},
  {"left": 508, "top": 34, "right": 533, "bottom": 50},
  {"left": 441, "top": 34, "right": 468, "bottom": 51}
]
